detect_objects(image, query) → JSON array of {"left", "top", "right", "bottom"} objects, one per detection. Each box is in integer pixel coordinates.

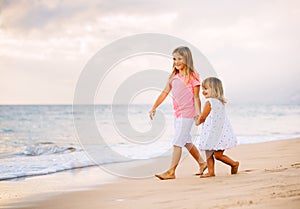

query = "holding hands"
[
  {"left": 194, "top": 114, "right": 200, "bottom": 126},
  {"left": 149, "top": 109, "right": 156, "bottom": 120}
]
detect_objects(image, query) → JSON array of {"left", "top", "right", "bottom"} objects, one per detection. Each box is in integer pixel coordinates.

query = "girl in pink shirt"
[{"left": 150, "top": 46, "right": 207, "bottom": 180}]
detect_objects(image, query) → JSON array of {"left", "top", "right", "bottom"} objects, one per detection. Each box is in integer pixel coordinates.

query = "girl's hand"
[
  {"left": 149, "top": 109, "right": 156, "bottom": 120},
  {"left": 194, "top": 115, "right": 200, "bottom": 126}
]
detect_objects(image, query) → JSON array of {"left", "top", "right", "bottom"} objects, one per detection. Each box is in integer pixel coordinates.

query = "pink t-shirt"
[{"left": 170, "top": 74, "right": 200, "bottom": 118}]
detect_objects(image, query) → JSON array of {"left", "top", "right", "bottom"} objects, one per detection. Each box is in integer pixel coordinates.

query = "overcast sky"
[{"left": 0, "top": 0, "right": 299, "bottom": 105}]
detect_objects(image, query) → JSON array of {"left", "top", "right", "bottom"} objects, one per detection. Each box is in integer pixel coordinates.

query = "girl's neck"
[{"left": 178, "top": 70, "right": 185, "bottom": 77}]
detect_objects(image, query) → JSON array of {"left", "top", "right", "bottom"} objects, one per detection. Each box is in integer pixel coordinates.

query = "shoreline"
[
  {"left": 2, "top": 135, "right": 299, "bottom": 181},
  {"left": 2, "top": 138, "right": 300, "bottom": 209},
  {"left": 0, "top": 166, "right": 117, "bottom": 209}
]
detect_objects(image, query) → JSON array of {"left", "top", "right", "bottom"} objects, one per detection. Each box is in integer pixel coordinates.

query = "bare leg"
[
  {"left": 169, "top": 145, "right": 182, "bottom": 174},
  {"left": 201, "top": 151, "right": 215, "bottom": 178},
  {"left": 214, "top": 150, "right": 239, "bottom": 174},
  {"left": 155, "top": 146, "right": 182, "bottom": 180},
  {"left": 185, "top": 143, "right": 207, "bottom": 175}
]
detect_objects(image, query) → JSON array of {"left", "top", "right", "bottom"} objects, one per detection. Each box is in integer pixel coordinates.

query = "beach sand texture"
[{"left": 2, "top": 138, "right": 300, "bottom": 209}]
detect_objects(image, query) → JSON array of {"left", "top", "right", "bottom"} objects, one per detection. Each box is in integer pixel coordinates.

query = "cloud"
[
  {"left": 0, "top": 0, "right": 178, "bottom": 61},
  {"left": 0, "top": 0, "right": 299, "bottom": 104}
]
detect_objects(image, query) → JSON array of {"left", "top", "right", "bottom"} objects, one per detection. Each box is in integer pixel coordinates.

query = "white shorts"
[{"left": 172, "top": 118, "right": 194, "bottom": 147}]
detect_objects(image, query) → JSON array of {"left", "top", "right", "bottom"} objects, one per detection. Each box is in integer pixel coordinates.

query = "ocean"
[{"left": 0, "top": 104, "right": 299, "bottom": 181}]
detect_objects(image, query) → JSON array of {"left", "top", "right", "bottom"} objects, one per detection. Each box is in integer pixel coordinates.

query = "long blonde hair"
[
  {"left": 169, "top": 46, "right": 199, "bottom": 83},
  {"left": 202, "top": 77, "right": 227, "bottom": 105}
]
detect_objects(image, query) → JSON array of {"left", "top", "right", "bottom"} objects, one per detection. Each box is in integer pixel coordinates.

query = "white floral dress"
[{"left": 198, "top": 98, "right": 237, "bottom": 151}]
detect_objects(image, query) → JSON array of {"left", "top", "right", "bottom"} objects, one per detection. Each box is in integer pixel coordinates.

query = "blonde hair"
[
  {"left": 169, "top": 46, "right": 199, "bottom": 83},
  {"left": 202, "top": 77, "right": 227, "bottom": 105}
]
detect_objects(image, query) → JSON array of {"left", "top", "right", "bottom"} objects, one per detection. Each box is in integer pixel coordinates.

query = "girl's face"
[
  {"left": 173, "top": 53, "right": 185, "bottom": 71},
  {"left": 202, "top": 84, "right": 212, "bottom": 98}
]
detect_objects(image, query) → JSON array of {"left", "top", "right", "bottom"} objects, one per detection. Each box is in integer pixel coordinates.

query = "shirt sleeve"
[{"left": 191, "top": 74, "right": 200, "bottom": 87}]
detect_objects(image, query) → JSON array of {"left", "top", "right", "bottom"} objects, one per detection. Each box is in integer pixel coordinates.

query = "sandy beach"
[{"left": 2, "top": 138, "right": 300, "bottom": 209}]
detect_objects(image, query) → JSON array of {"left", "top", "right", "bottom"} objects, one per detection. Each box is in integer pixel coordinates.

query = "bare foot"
[
  {"left": 200, "top": 173, "right": 215, "bottom": 178},
  {"left": 155, "top": 172, "right": 175, "bottom": 180},
  {"left": 231, "top": 161, "right": 239, "bottom": 174},
  {"left": 194, "top": 162, "right": 208, "bottom": 175},
  {"left": 200, "top": 162, "right": 208, "bottom": 174}
]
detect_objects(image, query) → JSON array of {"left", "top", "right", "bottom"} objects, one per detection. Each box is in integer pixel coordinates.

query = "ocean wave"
[
  {"left": 0, "top": 151, "right": 95, "bottom": 181},
  {"left": 0, "top": 129, "right": 14, "bottom": 133},
  {"left": 22, "top": 143, "right": 79, "bottom": 156},
  {"left": 0, "top": 142, "right": 172, "bottom": 181},
  {"left": 0, "top": 164, "right": 96, "bottom": 181}
]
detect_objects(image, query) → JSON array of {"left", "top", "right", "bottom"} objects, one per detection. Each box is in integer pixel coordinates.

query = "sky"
[{"left": 0, "top": 0, "right": 299, "bottom": 105}]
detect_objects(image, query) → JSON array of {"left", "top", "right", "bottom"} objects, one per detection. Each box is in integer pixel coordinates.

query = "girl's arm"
[
  {"left": 193, "top": 85, "right": 201, "bottom": 116},
  {"left": 195, "top": 101, "right": 211, "bottom": 125},
  {"left": 149, "top": 82, "right": 171, "bottom": 120}
]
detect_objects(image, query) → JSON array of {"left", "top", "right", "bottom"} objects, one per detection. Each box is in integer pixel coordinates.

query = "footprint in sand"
[
  {"left": 291, "top": 163, "right": 300, "bottom": 168},
  {"left": 238, "top": 169, "right": 256, "bottom": 173},
  {"left": 264, "top": 168, "right": 288, "bottom": 172},
  {"left": 243, "top": 169, "right": 254, "bottom": 173}
]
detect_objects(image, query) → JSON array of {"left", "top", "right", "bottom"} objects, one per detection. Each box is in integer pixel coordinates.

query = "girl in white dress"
[{"left": 195, "top": 77, "right": 239, "bottom": 178}]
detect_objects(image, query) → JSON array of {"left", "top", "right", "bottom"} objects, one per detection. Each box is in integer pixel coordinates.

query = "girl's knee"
[
  {"left": 214, "top": 152, "right": 223, "bottom": 160},
  {"left": 205, "top": 150, "right": 214, "bottom": 159},
  {"left": 184, "top": 143, "right": 193, "bottom": 149}
]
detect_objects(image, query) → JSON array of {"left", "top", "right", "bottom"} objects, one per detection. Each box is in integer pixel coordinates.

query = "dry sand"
[{"left": 2, "top": 138, "right": 300, "bottom": 209}]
